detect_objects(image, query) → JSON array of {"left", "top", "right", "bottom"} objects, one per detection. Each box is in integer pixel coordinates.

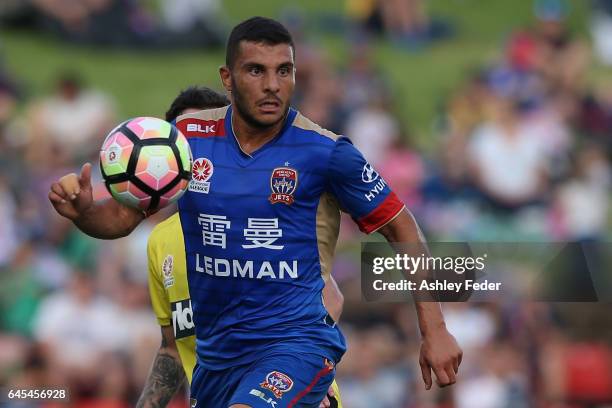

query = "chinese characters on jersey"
[{"left": 198, "top": 214, "right": 284, "bottom": 250}]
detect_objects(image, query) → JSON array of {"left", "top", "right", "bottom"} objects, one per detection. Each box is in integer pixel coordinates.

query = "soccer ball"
[{"left": 99, "top": 117, "right": 192, "bottom": 211}]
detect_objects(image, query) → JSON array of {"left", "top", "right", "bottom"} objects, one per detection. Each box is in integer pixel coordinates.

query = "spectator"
[
  {"left": 338, "top": 325, "right": 412, "bottom": 408},
  {"left": 552, "top": 145, "right": 610, "bottom": 240},
  {"left": 506, "top": 0, "right": 590, "bottom": 93},
  {"left": 157, "top": 0, "right": 225, "bottom": 48},
  {"left": 467, "top": 96, "right": 550, "bottom": 210},
  {"left": 377, "top": 139, "right": 425, "bottom": 208},
  {"left": 32, "top": 270, "right": 123, "bottom": 374},
  {"left": 26, "top": 71, "right": 115, "bottom": 168},
  {"left": 346, "top": 0, "right": 453, "bottom": 48},
  {"left": 576, "top": 85, "right": 612, "bottom": 147},
  {"left": 344, "top": 93, "right": 399, "bottom": 167},
  {"left": 591, "top": 0, "right": 612, "bottom": 65}
]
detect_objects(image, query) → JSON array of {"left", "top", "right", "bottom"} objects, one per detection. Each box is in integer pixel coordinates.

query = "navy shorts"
[{"left": 190, "top": 352, "right": 335, "bottom": 408}]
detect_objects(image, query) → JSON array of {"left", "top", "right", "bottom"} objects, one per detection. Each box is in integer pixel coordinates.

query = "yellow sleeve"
[
  {"left": 331, "top": 380, "right": 343, "bottom": 408},
  {"left": 147, "top": 231, "right": 171, "bottom": 326}
]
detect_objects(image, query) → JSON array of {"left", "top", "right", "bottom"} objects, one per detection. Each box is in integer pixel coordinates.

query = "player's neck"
[{"left": 231, "top": 111, "right": 286, "bottom": 156}]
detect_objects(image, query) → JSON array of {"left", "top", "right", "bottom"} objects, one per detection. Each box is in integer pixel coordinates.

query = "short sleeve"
[
  {"left": 327, "top": 137, "right": 405, "bottom": 234},
  {"left": 147, "top": 233, "right": 172, "bottom": 326}
]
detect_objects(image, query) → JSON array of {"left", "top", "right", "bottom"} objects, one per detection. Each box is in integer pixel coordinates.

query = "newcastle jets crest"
[{"left": 269, "top": 167, "right": 298, "bottom": 205}]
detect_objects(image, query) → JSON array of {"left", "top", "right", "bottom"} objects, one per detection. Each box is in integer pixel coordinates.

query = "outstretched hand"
[
  {"left": 48, "top": 163, "right": 94, "bottom": 221},
  {"left": 419, "top": 326, "right": 462, "bottom": 389}
]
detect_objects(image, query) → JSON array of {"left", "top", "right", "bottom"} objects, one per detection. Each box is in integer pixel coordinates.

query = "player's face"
[{"left": 224, "top": 41, "right": 295, "bottom": 129}]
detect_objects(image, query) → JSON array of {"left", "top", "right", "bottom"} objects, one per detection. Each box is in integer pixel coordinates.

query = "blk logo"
[{"left": 187, "top": 123, "right": 215, "bottom": 133}]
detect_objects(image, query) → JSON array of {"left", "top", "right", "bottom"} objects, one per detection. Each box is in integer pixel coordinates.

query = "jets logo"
[
  {"left": 260, "top": 371, "right": 294, "bottom": 399},
  {"left": 269, "top": 167, "right": 298, "bottom": 205}
]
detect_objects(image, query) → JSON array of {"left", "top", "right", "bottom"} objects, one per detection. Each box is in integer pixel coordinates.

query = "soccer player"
[
  {"left": 138, "top": 86, "right": 343, "bottom": 408},
  {"left": 49, "top": 17, "right": 462, "bottom": 408}
]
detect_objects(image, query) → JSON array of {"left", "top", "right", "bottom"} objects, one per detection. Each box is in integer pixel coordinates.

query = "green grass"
[
  {"left": 0, "top": 0, "right": 595, "bottom": 147},
  {"left": 1, "top": 31, "right": 226, "bottom": 118}
]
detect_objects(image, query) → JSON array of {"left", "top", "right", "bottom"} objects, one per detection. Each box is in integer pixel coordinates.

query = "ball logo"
[
  {"left": 106, "top": 145, "right": 121, "bottom": 164},
  {"left": 189, "top": 158, "right": 213, "bottom": 194},
  {"left": 269, "top": 167, "right": 298, "bottom": 205},
  {"left": 362, "top": 162, "right": 379, "bottom": 183},
  {"left": 260, "top": 371, "right": 294, "bottom": 399}
]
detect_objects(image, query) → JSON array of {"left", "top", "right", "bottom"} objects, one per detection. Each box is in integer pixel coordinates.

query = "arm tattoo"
[{"left": 136, "top": 348, "right": 186, "bottom": 408}]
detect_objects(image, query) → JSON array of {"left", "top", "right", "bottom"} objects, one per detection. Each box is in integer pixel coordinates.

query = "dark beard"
[{"left": 231, "top": 78, "right": 289, "bottom": 129}]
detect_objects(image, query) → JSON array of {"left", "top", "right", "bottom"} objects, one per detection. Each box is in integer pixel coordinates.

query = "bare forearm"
[
  {"left": 379, "top": 209, "right": 462, "bottom": 389},
  {"left": 74, "top": 199, "right": 143, "bottom": 239},
  {"left": 136, "top": 348, "right": 186, "bottom": 408},
  {"left": 379, "top": 209, "right": 445, "bottom": 331},
  {"left": 415, "top": 301, "right": 446, "bottom": 336},
  {"left": 323, "top": 276, "right": 344, "bottom": 322}
]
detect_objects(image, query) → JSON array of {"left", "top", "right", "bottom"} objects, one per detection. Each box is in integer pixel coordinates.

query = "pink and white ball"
[{"left": 99, "top": 117, "right": 192, "bottom": 211}]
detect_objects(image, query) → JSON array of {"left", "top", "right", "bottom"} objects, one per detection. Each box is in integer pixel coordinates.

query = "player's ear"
[{"left": 219, "top": 66, "right": 232, "bottom": 93}]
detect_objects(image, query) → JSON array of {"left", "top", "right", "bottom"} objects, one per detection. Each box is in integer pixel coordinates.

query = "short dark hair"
[
  {"left": 226, "top": 16, "right": 294, "bottom": 68},
  {"left": 165, "top": 86, "right": 229, "bottom": 122}
]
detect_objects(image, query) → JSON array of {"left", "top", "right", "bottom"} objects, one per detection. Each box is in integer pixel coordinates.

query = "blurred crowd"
[
  {"left": 1, "top": 0, "right": 611, "bottom": 407},
  {"left": 0, "top": 0, "right": 225, "bottom": 48}
]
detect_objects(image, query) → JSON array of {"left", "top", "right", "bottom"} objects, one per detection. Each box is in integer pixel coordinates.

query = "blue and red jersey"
[{"left": 175, "top": 106, "right": 404, "bottom": 370}]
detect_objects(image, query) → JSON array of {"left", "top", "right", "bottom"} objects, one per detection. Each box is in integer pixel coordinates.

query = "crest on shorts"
[
  {"left": 162, "top": 254, "right": 174, "bottom": 288},
  {"left": 260, "top": 371, "right": 294, "bottom": 399},
  {"left": 269, "top": 167, "right": 298, "bottom": 205}
]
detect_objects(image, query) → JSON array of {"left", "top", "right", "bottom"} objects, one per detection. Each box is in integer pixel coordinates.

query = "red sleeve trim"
[{"left": 357, "top": 191, "right": 405, "bottom": 234}]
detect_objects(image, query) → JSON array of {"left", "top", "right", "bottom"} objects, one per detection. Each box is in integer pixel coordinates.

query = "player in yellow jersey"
[{"left": 137, "top": 87, "right": 343, "bottom": 408}]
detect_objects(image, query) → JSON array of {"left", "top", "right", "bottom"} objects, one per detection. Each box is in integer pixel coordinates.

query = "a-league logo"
[
  {"left": 260, "top": 371, "right": 294, "bottom": 399},
  {"left": 162, "top": 255, "right": 174, "bottom": 288},
  {"left": 189, "top": 158, "right": 213, "bottom": 194},
  {"left": 269, "top": 167, "right": 298, "bottom": 205}
]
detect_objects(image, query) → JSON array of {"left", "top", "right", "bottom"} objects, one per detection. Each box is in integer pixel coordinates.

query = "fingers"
[
  {"left": 419, "top": 356, "right": 433, "bottom": 390},
  {"left": 79, "top": 162, "right": 92, "bottom": 190},
  {"left": 444, "top": 364, "right": 457, "bottom": 385},
  {"left": 319, "top": 395, "right": 330, "bottom": 408},
  {"left": 453, "top": 356, "right": 459, "bottom": 374},
  {"left": 49, "top": 188, "right": 78, "bottom": 220},
  {"left": 50, "top": 183, "right": 68, "bottom": 203},
  {"left": 327, "top": 385, "right": 335, "bottom": 397},
  {"left": 49, "top": 189, "right": 67, "bottom": 204},
  {"left": 58, "top": 173, "right": 80, "bottom": 199},
  {"left": 432, "top": 365, "right": 450, "bottom": 388}
]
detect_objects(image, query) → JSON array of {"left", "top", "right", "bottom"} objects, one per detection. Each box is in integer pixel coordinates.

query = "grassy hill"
[{"left": 0, "top": 0, "right": 594, "bottom": 147}]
